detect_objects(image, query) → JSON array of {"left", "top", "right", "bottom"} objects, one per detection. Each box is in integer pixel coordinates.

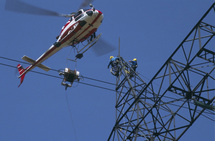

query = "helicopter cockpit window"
[
  {"left": 70, "top": 16, "right": 74, "bottom": 21},
  {"left": 74, "top": 10, "right": 84, "bottom": 21},
  {"left": 83, "top": 9, "right": 88, "bottom": 12}
]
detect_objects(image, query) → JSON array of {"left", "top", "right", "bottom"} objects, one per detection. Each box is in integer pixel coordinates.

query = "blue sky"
[{"left": 0, "top": 0, "right": 214, "bottom": 141}]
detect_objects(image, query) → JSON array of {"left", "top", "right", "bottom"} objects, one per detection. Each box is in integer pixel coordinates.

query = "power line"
[
  {"left": 0, "top": 61, "right": 116, "bottom": 93},
  {"left": 1, "top": 57, "right": 214, "bottom": 119},
  {"left": 0, "top": 56, "right": 29, "bottom": 65},
  {"left": 0, "top": 56, "right": 116, "bottom": 86},
  {"left": 1, "top": 61, "right": 215, "bottom": 123}
]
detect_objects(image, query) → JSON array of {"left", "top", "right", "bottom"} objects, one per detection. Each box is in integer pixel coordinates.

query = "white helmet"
[
  {"left": 76, "top": 71, "right": 80, "bottom": 76},
  {"left": 65, "top": 68, "right": 70, "bottom": 73}
]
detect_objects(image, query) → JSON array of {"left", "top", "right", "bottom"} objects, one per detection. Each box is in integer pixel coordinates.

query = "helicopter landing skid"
[{"left": 76, "top": 33, "right": 101, "bottom": 60}]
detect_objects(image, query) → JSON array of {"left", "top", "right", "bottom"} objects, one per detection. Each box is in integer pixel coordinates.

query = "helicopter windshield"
[{"left": 74, "top": 9, "right": 84, "bottom": 21}]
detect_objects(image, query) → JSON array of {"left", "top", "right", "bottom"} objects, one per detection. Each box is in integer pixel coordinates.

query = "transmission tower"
[{"left": 108, "top": 3, "right": 215, "bottom": 141}]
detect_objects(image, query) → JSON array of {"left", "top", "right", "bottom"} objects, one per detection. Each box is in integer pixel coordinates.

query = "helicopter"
[{"left": 5, "top": 0, "right": 104, "bottom": 87}]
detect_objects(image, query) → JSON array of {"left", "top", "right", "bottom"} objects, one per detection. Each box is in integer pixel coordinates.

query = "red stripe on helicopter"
[
  {"left": 60, "top": 12, "right": 102, "bottom": 45},
  {"left": 59, "top": 21, "right": 80, "bottom": 43},
  {"left": 60, "top": 23, "right": 82, "bottom": 45},
  {"left": 75, "top": 12, "right": 102, "bottom": 42}
]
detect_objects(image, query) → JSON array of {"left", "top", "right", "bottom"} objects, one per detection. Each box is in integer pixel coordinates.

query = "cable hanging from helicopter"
[{"left": 58, "top": 46, "right": 82, "bottom": 90}]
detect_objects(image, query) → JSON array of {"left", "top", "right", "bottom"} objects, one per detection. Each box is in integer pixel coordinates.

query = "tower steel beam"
[{"left": 108, "top": 2, "right": 215, "bottom": 141}]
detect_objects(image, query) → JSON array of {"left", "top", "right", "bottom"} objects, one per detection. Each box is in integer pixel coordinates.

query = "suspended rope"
[
  {"left": 65, "top": 91, "right": 79, "bottom": 141},
  {"left": 66, "top": 46, "right": 74, "bottom": 67}
]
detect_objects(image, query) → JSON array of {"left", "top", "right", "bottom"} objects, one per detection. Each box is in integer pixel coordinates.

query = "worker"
[
  {"left": 128, "top": 58, "right": 138, "bottom": 78},
  {"left": 129, "top": 58, "right": 138, "bottom": 72},
  {"left": 59, "top": 68, "right": 80, "bottom": 90},
  {"left": 108, "top": 56, "right": 120, "bottom": 76}
]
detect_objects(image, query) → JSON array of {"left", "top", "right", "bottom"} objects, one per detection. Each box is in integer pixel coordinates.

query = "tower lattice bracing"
[{"left": 108, "top": 3, "right": 215, "bottom": 141}]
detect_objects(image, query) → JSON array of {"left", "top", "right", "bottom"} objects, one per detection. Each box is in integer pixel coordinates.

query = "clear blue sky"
[{"left": 0, "top": 0, "right": 214, "bottom": 141}]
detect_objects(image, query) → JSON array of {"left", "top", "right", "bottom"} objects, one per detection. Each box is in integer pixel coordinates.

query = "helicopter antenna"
[
  {"left": 118, "top": 37, "right": 120, "bottom": 57},
  {"left": 90, "top": 4, "right": 95, "bottom": 11}
]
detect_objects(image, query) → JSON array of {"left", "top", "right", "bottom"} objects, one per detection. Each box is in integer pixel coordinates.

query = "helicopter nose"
[
  {"left": 97, "top": 10, "right": 103, "bottom": 16},
  {"left": 96, "top": 10, "right": 103, "bottom": 19}
]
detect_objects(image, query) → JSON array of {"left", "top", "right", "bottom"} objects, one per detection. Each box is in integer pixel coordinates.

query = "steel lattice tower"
[{"left": 108, "top": 3, "right": 215, "bottom": 141}]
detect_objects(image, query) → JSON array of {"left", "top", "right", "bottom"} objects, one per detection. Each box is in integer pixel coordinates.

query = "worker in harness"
[
  {"left": 108, "top": 56, "right": 120, "bottom": 76},
  {"left": 129, "top": 58, "right": 138, "bottom": 72},
  {"left": 129, "top": 58, "right": 138, "bottom": 77},
  {"left": 59, "top": 68, "right": 80, "bottom": 90}
]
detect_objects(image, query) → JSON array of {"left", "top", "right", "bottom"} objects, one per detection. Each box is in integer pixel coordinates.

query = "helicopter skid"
[{"left": 75, "top": 33, "right": 101, "bottom": 60}]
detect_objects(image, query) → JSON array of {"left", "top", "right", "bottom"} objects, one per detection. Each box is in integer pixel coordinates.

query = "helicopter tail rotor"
[{"left": 17, "top": 64, "right": 27, "bottom": 87}]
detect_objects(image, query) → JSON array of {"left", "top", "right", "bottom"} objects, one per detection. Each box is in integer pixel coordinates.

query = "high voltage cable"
[
  {"left": 0, "top": 56, "right": 116, "bottom": 86},
  {"left": 0, "top": 62, "right": 116, "bottom": 93},
  {"left": 1, "top": 56, "right": 214, "bottom": 101},
  {"left": 1, "top": 62, "right": 214, "bottom": 121},
  {"left": 0, "top": 57, "right": 185, "bottom": 98},
  {"left": 1, "top": 57, "right": 215, "bottom": 119}
]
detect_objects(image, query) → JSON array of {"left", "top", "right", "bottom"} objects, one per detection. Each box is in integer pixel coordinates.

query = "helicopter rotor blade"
[
  {"left": 92, "top": 38, "right": 116, "bottom": 56},
  {"left": 5, "top": 0, "right": 70, "bottom": 17}
]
